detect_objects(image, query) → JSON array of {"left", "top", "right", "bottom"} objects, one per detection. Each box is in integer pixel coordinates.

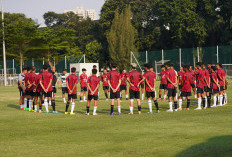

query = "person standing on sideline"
[{"left": 80, "top": 68, "right": 88, "bottom": 102}]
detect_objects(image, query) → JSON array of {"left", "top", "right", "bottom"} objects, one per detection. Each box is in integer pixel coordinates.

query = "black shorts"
[
  {"left": 81, "top": 87, "right": 87, "bottom": 91},
  {"left": 62, "top": 87, "right": 68, "bottom": 94},
  {"left": 167, "top": 88, "right": 177, "bottom": 97},
  {"left": 180, "top": 92, "right": 191, "bottom": 97},
  {"left": 103, "top": 86, "right": 109, "bottom": 90},
  {"left": 225, "top": 85, "right": 227, "bottom": 90},
  {"left": 140, "top": 84, "right": 144, "bottom": 89},
  {"left": 44, "top": 91, "right": 52, "bottom": 98},
  {"left": 36, "top": 92, "right": 43, "bottom": 97},
  {"left": 25, "top": 90, "right": 30, "bottom": 96},
  {"left": 191, "top": 84, "right": 195, "bottom": 88},
  {"left": 88, "top": 95, "right": 98, "bottom": 101},
  {"left": 52, "top": 87, "right": 57, "bottom": 93},
  {"left": 68, "top": 94, "right": 77, "bottom": 100},
  {"left": 110, "top": 90, "right": 120, "bottom": 99},
  {"left": 19, "top": 88, "right": 25, "bottom": 97},
  {"left": 212, "top": 89, "right": 219, "bottom": 95},
  {"left": 219, "top": 86, "right": 224, "bottom": 92},
  {"left": 197, "top": 87, "right": 204, "bottom": 94},
  {"left": 160, "top": 84, "right": 167, "bottom": 89},
  {"left": 120, "top": 85, "right": 127, "bottom": 91},
  {"left": 204, "top": 86, "right": 210, "bottom": 92},
  {"left": 30, "top": 92, "right": 35, "bottom": 97},
  {"left": 129, "top": 90, "right": 140, "bottom": 99},
  {"left": 179, "top": 85, "right": 182, "bottom": 90},
  {"left": 146, "top": 92, "right": 155, "bottom": 98}
]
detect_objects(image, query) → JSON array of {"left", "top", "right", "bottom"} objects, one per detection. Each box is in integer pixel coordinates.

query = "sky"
[{"left": 3, "top": 0, "right": 105, "bottom": 26}]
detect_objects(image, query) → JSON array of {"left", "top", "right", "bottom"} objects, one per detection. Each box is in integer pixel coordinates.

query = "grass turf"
[{"left": 0, "top": 83, "right": 232, "bottom": 157}]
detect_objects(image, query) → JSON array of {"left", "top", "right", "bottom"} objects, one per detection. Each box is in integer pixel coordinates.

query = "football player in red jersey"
[
  {"left": 24, "top": 67, "right": 32, "bottom": 111},
  {"left": 120, "top": 70, "right": 128, "bottom": 100},
  {"left": 216, "top": 63, "right": 226, "bottom": 106},
  {"left": 158, "top": 65, "right": 167, "bottom": 100},
  {"left": 190, "top": 65, "right": 197, "bottom": 100},
  {"left": 86, "top": 69, "right": 100, "bottom": 115},
  {"left": 194, "top": 62, "right": 206, "bottom": 110},
  {"left": 165, "top": 62, "right": 178, "bottom": 112},
  {"left": 107, "top": 63, "right": 122, "bottom": 115},
  {"left": 144, "top": 64, "right": 159, "bottom": 114},
  {"left": 34, "top": 69, "right": 44, "bottom": 113},
  {"left": 101, "top": 69, "right": 109, "bottom": 100},
  {"left": 202, "top": 63, "right": 211, "bottom": 108},
  {"left": 127, "top": 63, "right": 144, "bottom": 115},
  {"left": 178, "top": 65, "right": 195, "bottom": 110},
  {"left": 177, "top": 66, "right": 185, "bottom": 109},
  {"left": 65, "top": 67, "right": 79, "bottom": 115},
  {"left": 210, "top": 66, "right": 220, "bottom": 107},
  {"left": 27, "top": 66, "right": 37, "bottom": 112},
  {"left": 80, "top": 68, "right": 88, "bottom": 102},
  {"left": 40, "top": 65, "right": 53, "bottom": 113}
]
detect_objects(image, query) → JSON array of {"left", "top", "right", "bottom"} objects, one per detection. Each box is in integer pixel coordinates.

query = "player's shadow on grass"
[
  {"left": 175, "top": 135, "right": 232, "bottom": 157},
  {"left": 7, "top": 104, "right": 21, "bottom": 110}
]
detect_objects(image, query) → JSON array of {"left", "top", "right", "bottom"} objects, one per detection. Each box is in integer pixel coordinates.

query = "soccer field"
[{"left": 0, "top": 84, "right": 232, "bottom": 157}]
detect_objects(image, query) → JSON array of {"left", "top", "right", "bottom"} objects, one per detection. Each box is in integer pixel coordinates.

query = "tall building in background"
[{"left": 64, "top": 6, "right": 96, "bottom": 21}]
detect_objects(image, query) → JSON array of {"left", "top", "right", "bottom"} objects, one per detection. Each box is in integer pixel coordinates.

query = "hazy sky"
[{"left": 3, "top": 0, "right": 105, "bottom": 26}]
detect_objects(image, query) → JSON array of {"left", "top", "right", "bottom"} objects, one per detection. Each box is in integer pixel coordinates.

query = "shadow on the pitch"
[
  {"left": 7, "top": 104, "right": 21, "bottom": 110},
  {"left": 175, "top": 135, "right": 232, "bottom": 157}
]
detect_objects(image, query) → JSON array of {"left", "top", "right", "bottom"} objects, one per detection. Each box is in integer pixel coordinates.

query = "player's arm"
[
  {"left": 87, "top": 83, "right": 93, "bottom": 94},
  {"left": 138, "top": 77, "right": 145, "bottom": 86},
  {"left": 39, "top": 80, "right": 46, "bottom": 92},
  {"left": 92, "top": 84, "right": 100, "bottom": 95},
  {"left": 108, "top": 80, "right": 114, "bottom": 91},
  {"left": 71, "top": 80, "right": 78, "bottom": 92},
  {"left": 212, "top": 77, "right": 219, "bottom": 87},
  {"left": 167, "top": 75, "right": 176, "bottom": 87},
  {"left": 127, "top": 77, "right": 134, "bottom": 87},
  {"left": 115, "top": 79, "right": 121, "bottom": 91},
  {"left": 145, "top": 78, "right": 154, "bottom": 91},
  {"left": 46, "top": 79, "right": 52, "bottom": 91}
]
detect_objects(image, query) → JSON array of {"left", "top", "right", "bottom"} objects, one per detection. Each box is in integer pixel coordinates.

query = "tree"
[
  {"left": 107, "top": 5, "right": 137, "bottom": 70},
  {"left": 85, "top": 40, "right": 102, "bottom": 63}
]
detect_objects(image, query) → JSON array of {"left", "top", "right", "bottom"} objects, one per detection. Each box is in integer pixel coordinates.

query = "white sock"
[
  {"left": 49, "top": 101, "right": 52, "bottom": 106},
  {"left": 213, "top": 96, "right": 217, "bottom": 106},
  {"left": 217, "top": 95, "right": 220, "bottom": 105},
  {"left": 178, "top": 99, "right": 182, "bottom": 108},
  {"left": 71, "top": 102, "right": 75, "bottom": 113},
  {"left": 169, "top": 102, "right": 173, "bottom": 110},
  {"left": 142, "top": 94, "right": 144, "bottom": 100},
  {"left": 118, "top": 106, "right": 121, "bottom": 113},
  {"left": 155, "top": 91, "right": 157, "bottom": 98},
  {"left": 219, "top": 95, "right": 223, "bottom": 106},
  {"left": 148, "top": 100, "right": 152, "bottom": 112},
  {"left": 164, "top": 95, "right": 167, "bottom": 99},
  {"left": 24, "top": 98, "right": 27, "bottom": 108},
  {"left": 205, "top": 96, "right": 207, "bottom": 107},
  {"left": 198, "top": 98, "right": 202, "bottom": 108},
  {"left": 44, "top": 99, "right": 49, "bottom": 112},
  {"left": 126, "top": 95, "right": 128, "bottom": 99},
  {"left": 20, "top": 105, "right": 23, "bottom": 109},
  {"left": 34, "top": 105, "right": 37, "bottom": 111},
  {"left": 29, "top": 99, "right": 32, "bottom": 110},
  {"left": 176, "top": 93, "right": 178, "bottom": 100},
  {"left": 63, "top": 98, "right": 66, "bottom": 102},
  {"left": 195, "top": 95, "right": 197, "bottom": 99},
  {"left": 84, "top": 96, "right": 86, "bottom": 101},
  {"left": 130, "top": 106, "right": 133, "bottom": 113},
  {"left": 225, "top": 93, "right": 227, "bottom": 103},
  {"left": 93, "top": 106, "right": 97, "bottom": 114}
]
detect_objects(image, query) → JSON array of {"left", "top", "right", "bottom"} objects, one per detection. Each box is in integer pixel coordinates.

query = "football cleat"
[
  {"left": 157, "top": 110, "right": 160, "bottom": 113},
  {"left": 129, "top": 112, "right": 133, "bottom": 115},
  {"left": 157, "top": 98, "right": 162, "bottom": 101},
  {"left": 65, "top": 112, "right": 69, "bottom": 115},
  {"left": 163, "top": 99, "right": 166, "bottom": 101},
  {"left": 167, "top": 109, "right": 173, "bottom": 112},
  {"left": 185, "top": 108, "right": 190, "bottom": 110},
  {"left": 109, "top": 113, "right": 113, "bottom": 115},
  {"left": 86, "top": 112, "right": 90, "bottom": 116},
  {"left": 194, "top": 107, "right": 202, "bottom": 110},
  {"left": 178, "top": 108, "right": 182, "bottom": 111},
  {"left": 174, "top": 109, "right": 178, "bottom": 112},
  {"left": 138, "top": 112, "right": 141, "bottom": 115},
  {"left": 211, "top": 105, "right": 217, "bottom": 108},
  {"left": 80, "top": 100, "right": 83, "bottom": 102},
  {"left": 118, "top": 112, "right": 122, "bottom": 115},
  {"left": 93, "top": 113, "right": 98, "bottom": 116},
  {"left": 53, "top": 111, "right": 59, "bottom": 114},
  {"left": 148, "top": 111, "right": 153, "bottom": 114},
  {"left": 70, "top": 113, "right": 75, "bottom": 115}
]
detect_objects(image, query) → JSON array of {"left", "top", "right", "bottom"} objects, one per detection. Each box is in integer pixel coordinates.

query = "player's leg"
[
  {"left": 93, "top": 96, "right": 98, "bottom": 115},
  {"left": 28, "top": 94, "right": 33, "bottom": 112},
  {"left": 167, "top": 89, "right": 173, "bottom": 112},
  {"left": 125, "top": 89, "right": 128, "bottom": 100},
  {"left": 141, "top": 86, "right": 144, "bottom": 100},
  {"left": 86, "top": 95, "right": 91, "bottom": 115},
  {"left": 34, "top": 95, "right": 38, "bottom": 112},
  {"left": 80, "top": 88, "right": 83, "bottom": 102},
  {"left": 158, "top": 87, "right": 162, "bottom": 101},
  {"left": 43, "top": 93, "right": 49, "bottom": 113},
  {"left": 83, "top": 89, "right": 87, "bottom": 101},
  {"left": 212, "top": 90, "right": 218, "bottom": 107},
  {"left": 65, "top": 95, "right": 71, "bottom": 114},
  {"left": 117, "top": 91, "right": 121, "bottom": 115},
  {"left": 195, "top": 88, "right": 202, "bottom": 110},
  {"left": 147, "top": 92, "right": 152, "bottom": 114},
  {"left": 110, "top": 90, "right": 115, "bottom": 115},
  {"left": 38, "top": 94, "right": 43, "bottom": 112},
  {"left": 223, "top": 89, "right": 227, "bottom": 104},
  {"left": 164, "top": 88, "right": 167, "bottom": 100},
  {"left": 62, "top": 88, "right": 66, "bottom": 103},
  {"left": 70, "top": 96, "right": 76, "bottom": 115},
  {"left": 173, "top": 89, "right": 178, "bottom": 111},
  {"left": 178, "top": 95, "right": 182, "bottom": 110},
  {"left": 152, "top": 93, "right": 159, "bottom": 113},
  {"left": 186, "top": 95, "right": 191, "bottom": 110},
  {"left": 129, "top": 89, "right": 134, "bottom": 115},
  {"left": 136, "top": 99, "right": 141, "bottom": 114},
  {"left": 104, "top": 87, "right": 109, "bottom": 100}
]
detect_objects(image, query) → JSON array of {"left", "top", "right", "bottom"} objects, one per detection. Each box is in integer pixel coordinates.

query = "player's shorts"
[
  {"left": 212, "top": 89, "right": 219, "bottom": 95},
  {"left": 25, "top": 90, "right": 30, "bottom": 96},
  {"left": 225, "top": 85, "right": 227, "bottom": 90},
  {"left": 167, "top": 88, "right": 177, "bottom": 97},
  {"left": 179, "top": 85, "right": 182, "bottom": 90},
  {"left": 110, "top": 90, "right": 120, "bottom": 99},
  {"left": 36, "top": 92, "right": 43, "bottom": 97},
  {"left": 197, "top": 87, "right": 204, "bottom": 94},
  {"left": 219, "top": 86, "right": 224, "bottom": 91},
  {"left": 140, "top": 84, "right": 144, "bottom": 89},
  {"left": 30, "top": 91, "right": 35, "bottom": 97},
  {"left": 146, "top": 92, "right": 155, "bottom": 98},
  {"left": 159, "top": 84, "right": 167, "bottom": 89},
  {"left": 52, "top": 87, "right": 57, "bottom": 93},
  {"left": 88, "top": 95, "right": 98, "bottom": 101},
  {"left": 180, "top": 92, "right": 191, "bottom": 97},
  {"left": 103, "top": 86, "right": 109, "bottom": 90},
  {"left": 68, "top": 94, "right": 77, "bottom": 100},
  {"left": 81, "top": 87, "right": 87, "bottom": 91},
  {"left": 129, "top": 90, "right": 140, "bottom": 99},
  {"left": 18, "top": 87, "right": 25, "bottom": 97},
  {"left": 204, "top": 86, "right": 210, "bottom": 92},
  {"left": 44, "top": 91, "right": 52, "bottom": 98},
  {"left": 120, "top": 85, "right": 127, "bottom": 91},
  {"left": 62, "top": 87, "right": 68, "bottom": 94},
  {"left": 191, "top": 84, "right": 195, "bottom": 88}
]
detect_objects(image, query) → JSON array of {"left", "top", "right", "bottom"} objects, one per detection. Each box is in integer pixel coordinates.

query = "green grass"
[{"left": 0, "top": 83, "right": 232, "bottom": 157}]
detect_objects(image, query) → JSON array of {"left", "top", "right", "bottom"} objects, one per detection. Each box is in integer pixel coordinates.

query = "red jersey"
[
  {"left": 40, "top": 71, "right": 53, "bottom": 92},
  {"left": 160, "top": 71, "right": 167, "bottom": 84},
  {"left": 101, "top": 74, "right": 109, "bottom": 87},
  {"left": 87, "top": 76, "right": 100, "bottom": 96},
  {"left": 107, "top": 70, "right": 121, "bottom": 91},
  {"left": 66, "top": 74, "right": 78, "bottom": 94},
  {"left": 210, "top": 72, "right": 218, "bottom": 89},
  {"left": 178, "top": 71, "right": 185, "bottom": 84},
  {"left": 36, "top": 74, "right": 42, "bottom": 93},
  {"left": 24, "top": 73, "right": 30, "bottom": 91},
  {"left": 128, "top": 70, "right": 143, "bottom": 91},
  {"left": 121, "top": 72, "right": 127, "bottom": 85},
  {"left": 203, "top": 68, "right": 210, "bottom": 86},
  {"left": 144, "top": 71, "right": 156, "bottom": 92},
  {"left": 217, "top": 69, "right": 225, "bottom": 86},
  {"left": 166, "top": 69, "right": 177, "bottom": 89},
  {"left": 182, "top": 72, "right": 194, "bottom": 92},
  {"left": 80, "top": 74, "right": 87, "bottom": 87},
  {"left": 28, "top": 73, "right": 37, "bottom": 91},
  {"left": 194, "top": 69, "right": 205, "bottom": 89}
]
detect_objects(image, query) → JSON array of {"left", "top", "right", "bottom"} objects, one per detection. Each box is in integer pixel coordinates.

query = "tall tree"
[{"left": 107, "top": 5, "right": 137, "bottom": 70}]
